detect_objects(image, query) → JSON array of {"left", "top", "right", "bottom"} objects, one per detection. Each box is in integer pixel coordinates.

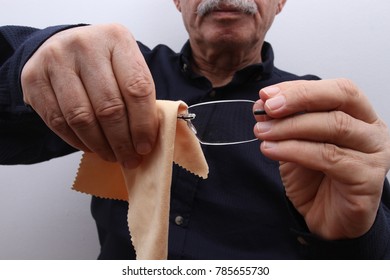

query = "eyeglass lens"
[{"left": 187, "top": 100, "right": 257, "bottom": 145}]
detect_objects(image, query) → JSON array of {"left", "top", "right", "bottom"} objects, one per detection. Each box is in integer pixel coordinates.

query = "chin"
[{"left": 212, "top": 34, "right": 252, "bottom": 48}]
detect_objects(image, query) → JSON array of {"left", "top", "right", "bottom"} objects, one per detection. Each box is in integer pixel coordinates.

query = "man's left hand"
[{"left": 254, "top": 79, "right": 390, "bottom": 240}]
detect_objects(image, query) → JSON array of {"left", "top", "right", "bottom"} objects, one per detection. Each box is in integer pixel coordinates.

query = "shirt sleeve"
[
  {"left": 0, "top": 25, "right": 83, "bottom": 164},
  {"left": 288, "top": 179, "right": 390, "bottom": 259}
]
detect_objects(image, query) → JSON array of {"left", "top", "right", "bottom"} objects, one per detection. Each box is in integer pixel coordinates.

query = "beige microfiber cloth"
[{"left": 72, "top": 100, "right": 208, "bottom": 260}]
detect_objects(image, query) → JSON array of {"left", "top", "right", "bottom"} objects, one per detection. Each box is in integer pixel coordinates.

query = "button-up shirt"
[{"left": 1, "top": 25, "right": 389, "bottom": 259}]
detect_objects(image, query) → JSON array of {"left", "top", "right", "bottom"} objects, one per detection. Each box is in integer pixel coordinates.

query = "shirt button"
[
  {"left": 297, "top": 236, "right": 309, "bottom": 246},
  {"left": 209, "top": 90, "right": 216, "bottom": 98},
  {"left": 182, "top": 63, "right": 188, "bottom": 72},
  {"left": 175, "top": 215, "right": 185, "bottom": 226}
]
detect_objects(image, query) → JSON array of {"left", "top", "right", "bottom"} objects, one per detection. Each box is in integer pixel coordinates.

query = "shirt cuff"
[
  {"left": 1, "top": 24, "right": 87, "bottom": 113},
  {"left": 288, "top": 200, "right": 390, "bottom": 259}
]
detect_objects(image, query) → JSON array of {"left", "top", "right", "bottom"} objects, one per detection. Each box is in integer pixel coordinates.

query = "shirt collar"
[{"left": 179, "top": 40, "right": 275, "bottom": 84}]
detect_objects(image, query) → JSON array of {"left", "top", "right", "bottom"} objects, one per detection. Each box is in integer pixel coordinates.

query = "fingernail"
[
  {"left": 256, "top": 121, "right": 272, "bottom": 133},
  {"left": 262, "top": 86, "right": 281, "bottom": 95},
  {"left": 136, "top": 142, "right": 153, "bottom": 155},
  {"left": 266, "top": 95, "right": 285, "bottom": 111},
  {"left": 262, "top": 141, "right": 278, "bottom": 149}
]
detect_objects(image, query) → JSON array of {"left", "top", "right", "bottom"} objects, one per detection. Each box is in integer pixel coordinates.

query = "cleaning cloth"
[{"left": 72, "top": 100, "right": 208, "bottom": 259}]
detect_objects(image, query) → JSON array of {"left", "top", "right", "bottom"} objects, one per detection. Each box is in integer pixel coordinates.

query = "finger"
[
  {"left": 111, "top": 28, "right": 158, "bottom": 156},
  {"left": 254, "top": 111, "right": 386, "bottom": 153},
  {"left": 77, "top": 53, "right": 141, "bottom": 167},
  {"left": 27, "top": 86, "right": 91, "bottom": 153},
  {"left": 21, "top": 61, "right": 91, "bottom": 153},
  {"left": 259, "top": 79, "right": 378, "bottom": 123},
  {"left": 50, "top": 68, "right": 120, "bottom": 162},
  {"left": 253, "top": 99, "right": 272, "bottom": 122},
  {"left": 260, "top": 140, "right": 383, "bottom": 186}
]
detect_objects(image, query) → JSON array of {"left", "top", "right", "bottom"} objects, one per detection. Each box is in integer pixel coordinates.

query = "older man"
[{"left": 1, "top": 0, "right": 390, "bottom": 259}]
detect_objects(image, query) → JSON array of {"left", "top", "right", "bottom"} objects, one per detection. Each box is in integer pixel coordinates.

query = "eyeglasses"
[{"left": 177, "top": 99, "right": 265, "bottom": 145}]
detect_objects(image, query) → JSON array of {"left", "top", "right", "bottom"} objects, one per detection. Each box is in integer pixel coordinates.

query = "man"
[{"left": 1, "top": 0, "right": 390, "bottom": 259}]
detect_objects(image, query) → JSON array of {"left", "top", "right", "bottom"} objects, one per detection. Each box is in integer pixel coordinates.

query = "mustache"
[{"left": 197, "top": 0, "right": 258, "bottom": 16}]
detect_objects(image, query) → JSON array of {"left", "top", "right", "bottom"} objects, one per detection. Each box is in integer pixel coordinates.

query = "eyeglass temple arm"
[
  {"left": 178, "top": 111, "right": 266, "bottom": 119},
  {"left": 254, "top": 110, "right": 266, "bottom": 115}
]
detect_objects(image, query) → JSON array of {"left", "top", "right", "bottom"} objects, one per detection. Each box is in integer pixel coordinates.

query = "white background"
[{"left": 0, "top": 0, "right": 389, "bottom": 259}]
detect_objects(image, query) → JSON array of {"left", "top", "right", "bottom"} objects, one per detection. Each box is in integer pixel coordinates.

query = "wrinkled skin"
[
  {"left": 253, "top": 79, "right": 390, "bottom": 239},
  {"left": 21, "top": 0, "right": 390, "bottom": 240}
]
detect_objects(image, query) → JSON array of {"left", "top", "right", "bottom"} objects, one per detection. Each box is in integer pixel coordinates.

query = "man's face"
[{"left": 173, "top": 0, "right": 286, "bottom": 49}]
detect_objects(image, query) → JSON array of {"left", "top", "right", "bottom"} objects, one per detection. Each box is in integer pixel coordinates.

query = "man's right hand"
[{"left": 21, "top": 24, "right": 158, "bottom": 168}]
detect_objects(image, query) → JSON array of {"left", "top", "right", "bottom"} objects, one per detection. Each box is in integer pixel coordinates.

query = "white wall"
[{"left": 0, "top": 0, "right": 389, "bottom": 259}]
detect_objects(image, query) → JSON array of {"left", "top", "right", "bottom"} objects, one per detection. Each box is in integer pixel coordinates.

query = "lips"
[{"left": 213, "top": 5, "right": 242, "bottom": 13}]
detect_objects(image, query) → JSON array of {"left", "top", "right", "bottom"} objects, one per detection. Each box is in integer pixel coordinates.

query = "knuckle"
[
  {"left": 320, "top": 143, "right": 366, "bottom": 178},
  {"left": 320, "top": 143, "right": 345, "bottom": 168},
  {"left": 293, "top": 83, "right": 312, "bottom": 109},
  {"left": 21, "top": 52, "right": 54, "bottom": 97},
  {"left": 50, "top": 27, "right": 102, "bottom": 59},
  {"left": 63, "top": 35, "right": 97, "bottom": 59},
  {"left": 95, "top": 99, "right": 127, "bottom": 122},
  {"left": 328, "top": 111, "right": 352, "bottom": 138},
  {"left": 122, "top": 73, "right": 155, "bottom": 101},
  {"left": 21, "top": 63, "right": 39, "bottom": 86},
  {"left": 38, "top": 40, "right": 67, "bottom": 65},
  {"left": 335, "top": 78, "right": 360, "bottom": 100},
  {"left": 47, "top": 112, "right": 68, "bottom": 133},
  {"left": 104, "top": 23, "right": 130, "bottom": 38},
  {"left": 65, "top": 107, "right": 96, "bottom": 129},
  {"left": 375, "top": 118, "right": 390, "bottom": 134}
]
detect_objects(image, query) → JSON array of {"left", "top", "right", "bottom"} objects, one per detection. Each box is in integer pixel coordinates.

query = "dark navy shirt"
[{"left": 1, "top": 25, "right": 390, "bottom": 259}]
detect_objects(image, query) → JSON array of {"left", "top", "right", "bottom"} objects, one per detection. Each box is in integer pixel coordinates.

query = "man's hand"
[
  {"left": 21, "top": 24, "right": 158, "bottom": 168},
  {"left": 254, "top": 79, "right": 390, "bottom": 239}
]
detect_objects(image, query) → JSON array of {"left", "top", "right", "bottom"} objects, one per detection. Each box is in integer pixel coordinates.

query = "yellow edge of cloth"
[{"left": 72, "top": 100, "right": 208, "bottom": 259}]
